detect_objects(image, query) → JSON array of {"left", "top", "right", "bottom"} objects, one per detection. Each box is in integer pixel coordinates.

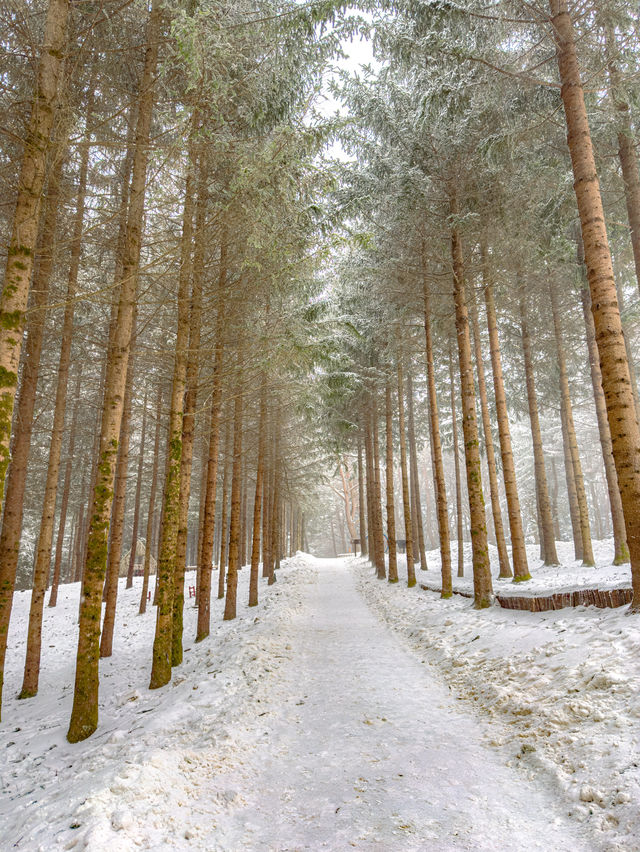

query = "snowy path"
[{"left": 197, "top": 557, "right": 594, "bottom": 851}]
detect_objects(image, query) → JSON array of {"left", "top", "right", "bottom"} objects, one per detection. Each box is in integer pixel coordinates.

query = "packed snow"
[{"left": 0, "top": 550, "right": 638, "bottom": 850}]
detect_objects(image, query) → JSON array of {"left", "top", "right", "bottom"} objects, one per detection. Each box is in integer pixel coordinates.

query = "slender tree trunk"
[
  {"left": 483, "top": 266, "right": 530, "bottom": 581},
  {"left": 551, "top": 456, "right": 561, "bottom": 540},
  {"left": 224, "top": 375, "right": 244, "bottom": 620},
  {"left": 470, "top": 296, "right": 512, "bottom": 578},
  {"left": 549, "top": 283, "right": 594, "bottom": 565},
  {"left": 99, "top": 354, "right": 135, "bottom": 659},
  {"left": 397, "top": 361, "right": 415, "bottom": 588},
  {"left": 580, "top": 285, "right": 629, "bottom": 563},
  {"left": 357, "top": 435, "right": 367, "bottom": 556},
  {"left": 449, "top": 351, "right": 464, "bottom": 579},
  {"left": 363, "top": 409, "right": 377, "bottom": 571},
  {"left": 520, "top": 296, "right": 559, "bottom": 564},
  {"left": 249, "top": 378, "right": 267, "bottom": 606},
  {"left": 0, "top": 0, "right": 69, "bottom": 514},
  {"left": 195, "top": 279, "right": 226, "bottom": 640},
  {"left": 139, "top": 387, "right": 163, "bottom": 615},
  {"left": 451, "top": 216, "right": 492, "bottom": 608},
  {"left": 406, "top": 372, "right": 427, "bottom": 570},
  {"left": 421, "top": 259, "right": 452, "bottom": 597},
  {"left": 550, "top": 0, "right": 640, "bottom": 608},
  {"left": 268, "top": 410, "right": 280, "bottom": 585},
  {"left": 385, "top": 381, "right": 398, "bottom": 583},
  {"left": 49, "top": 368, "right": 82, "bottom": 607},
  {"left": 67, "top": 0, "right": 162, "bottom": 743},
  {"left": 561, "top": 400, "right": 583, "bottom": 560},
  {"left": 370, "top": 391, "right": 386, "bottom": 580},
  {"left": 218, "top": 414, "right": 233, "bottom": 599},
  {"left": 127, "top": 393, "right": 148, "bottom": 588}
]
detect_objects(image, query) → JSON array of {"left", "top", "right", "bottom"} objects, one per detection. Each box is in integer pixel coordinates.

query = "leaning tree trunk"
[
  {"left": 519, "top": 296, "right": 559, "bottom": 565},
  {"left": 450, "top": 213, "right": 492, "bottom": 608},
  {"left": 483, "top": 268, "right": 530, "bottom": 582},
  {"left": 421, "top": 257, "right": 452, "bottom": 597},
  {"left": 67, "top": 0, "right": 162, "bottom": 743},
  {"left": 550, "top": 0, "right": 640, "bottom": 608},
  {"left": 549, "top": 282, "right": 594, "bottom": 566},
  {"left": 385, "top": 381, "right": 398, "bottom": 583},
  {"left": 397, "top": 361, "right": 415, "bottom": 588},
  {"left": 470, "top": 295, "right": 512, "bottom": 579}
]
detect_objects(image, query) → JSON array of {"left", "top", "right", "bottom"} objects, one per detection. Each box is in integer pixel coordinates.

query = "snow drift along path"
[{"left": 189, "top": 556, "right": 593, "bottom": 851}]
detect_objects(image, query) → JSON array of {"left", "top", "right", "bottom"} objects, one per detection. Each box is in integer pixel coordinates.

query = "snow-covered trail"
[{"left": 197, "top": 557, "right": 594, "bottom": 851}]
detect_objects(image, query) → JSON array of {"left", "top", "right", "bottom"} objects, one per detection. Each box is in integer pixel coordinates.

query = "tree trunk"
[
  {"left": 550, "top": 0, "right": 640, "bottom": 608},
  {"left": 580, "top": 285, "right": 629, "bottom": 563},
  {"left": 483, "top": 267, "right": 530, "bottom": 581},
  {"left": 363, "top": 409, "right": 377, "bottom": 571},
  {"left": 561, "top": 399, "right": 583, "bottom": 560},
  {"left": 421, "top": 259, "right": 452, "bottom": 597},
  {"left": 397, "top": 361, "right": 415, "bottom": 588},
  {"left": 449, "top": 350, "right": 464, "bottom": 579},
  {"left": 67, "top": 0, "right": 162, "bottom": 742},
  {"left": 268, "top": 410, "right": 280, "bottom": 584},
  {"left": 370, "top": 391, "right": 386, "bottom": 580},
  {"left": 139, "top": 386, "right": 163, "bottom": 615},
  {"left": 127, "top": 393, "right": 148, "bottom": 589},
  {"left": 549, "top": 283, "right": 594, "bottom": 566},
  {"left": 0, "top": 0, "right": 69, "bottom": 513},
  {"left": 218, "top": 413, "right": 233, "bottom": 599},
  {"left": 249, "top": 378, "right": 267, "bottom": 606},
  {"left": 49, "top": 368, "right": 82, "bottom": 607},
  {"left": 406, "top": 372, "right": 427, "bottom": 571},
  {"left": 385, "top": 381, "right": 398, "bottom": 583},
  {"left": 470, "top": 295, "right": 512, "bottom": 578},
  {"left": 357, "top": 435, "right": 367, "bottom": 556},
  {"left": 451, "top": 217, "right": 492, "bottom": 608},
  {"left": 195, "top": 274, "right": 226, "bottom": 640},
  {"left": 224, "top": 374, "right": 244, "bottom": 620},
  {"left": 519, "top": 296, "right": 559, "bottom": 565},
  {"left": 99, "top": 353, "right": 135, "bottom": 659}
]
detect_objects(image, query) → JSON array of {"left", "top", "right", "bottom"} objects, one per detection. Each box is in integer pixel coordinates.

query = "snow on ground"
[
  {"left": 418, "top": 538, "right": 632, "bottom": 597},
  {"left": 356, "top": 545, "right": 640, "bottom": 852},
  {"left": 0, "top": 559, "right": 311, "bottom": 850},
  {"left": 1, "top": 548, "right": 638, "bottom": 851}
]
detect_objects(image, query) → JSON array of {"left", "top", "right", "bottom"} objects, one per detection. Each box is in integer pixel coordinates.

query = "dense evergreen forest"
[{"left": 1, "top": 0, "right": 640, "bottom": 772}]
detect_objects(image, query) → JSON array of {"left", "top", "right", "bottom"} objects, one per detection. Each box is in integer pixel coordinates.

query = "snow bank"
[
  {"left": 354, "top": 553, "right": 640, "bottom": 852},
  {"left": 0, "top": 557, "right": 315, "bottom": 850}
]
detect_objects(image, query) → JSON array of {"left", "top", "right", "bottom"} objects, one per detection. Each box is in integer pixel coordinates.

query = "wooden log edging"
[{"left": 420, "top": 583, "right": 633, "bottom": 610}]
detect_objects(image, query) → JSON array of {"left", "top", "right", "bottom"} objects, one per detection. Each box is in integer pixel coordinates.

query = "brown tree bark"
[
  {"left": 449, "top": 351, "right": 464, "bottom": 579},
  {"left": 127, "top": 393, "right": 147, "bottom": 588},
  {"left": 357, "top": 435, "right": 367, "bottom": 556},
  {"left": 67, "top": 0, "right": 162, "bottom": 742},
  {"left": 397, "top": 361, "right": 415, "bottom": 588},
  {"left": 451, "top": 217, "right": 492, "bottom": 608},
  {"left": 99, "top": 354, "right": 135, "bottom": 659},
  {"left": 370, "top": 391, "right": 386, "bottom": 580},
  {"left": 560, "top": 399, "right": 583, "bottom": 560},
  {"left": 384, "top": 381, "right": 398, "bottom": 583},
  {"left": 49, "top": 368, "right": 82, "bottom": 607},
  {"left": 580, "top": 285, "right": 629, "bottom": 563},
  {"left": 195, "top": 273, "right": 226, "bottom": 640},
  {"left": 139, "top": 386, "right": 163, "bottom": 615},
  {"left": 550, "top": 0, "right": 640, "bottom": 608},
  {"left": 0, "top": 0, "right": 69, "bottom": 513},
  {"left": 483, "top": 270, "right": 530, "bottom": 582},
  {"left": 549, "top": 283, "right": 594, "bottom": 566},
  {"left": 224, "top": 375, "right": 244, "bottom": 620},
  {"left": 363, "top": 409, "right": 377, "bottom": 571},
  {"left": 249, "top": 378, "right": 267, "bottom": 606},
  {"left": 406, "top": 372, "right": 427, "bottom": 571},
  {"left": 470, "top": 297, "right": 512, "bottom": 579},
  {"left": 519, "top": 296, "right": 559, "bottom": 565},
  {"left": 218, "top": 414, "right": 233, "bottom": 600},
  {"left": 421, "top": 261, "right": 452, "bottom": 597}
]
